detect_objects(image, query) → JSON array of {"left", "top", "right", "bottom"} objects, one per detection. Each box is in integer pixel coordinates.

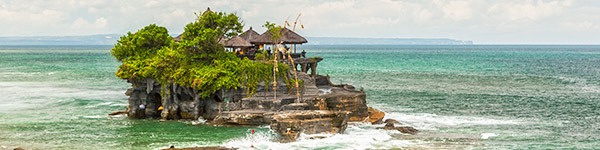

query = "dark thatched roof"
[
  {"left": 174, "top": 34, "right": 182, "bottom": 42},
  {"left": 224, "top": 36, "right": 252, "bottom": 47},
  {"left": 250, "top": 28, "right": 307, "bottom": 44},
  {"left": 239, "top": 27, "right": 260, "bottom": 41}
]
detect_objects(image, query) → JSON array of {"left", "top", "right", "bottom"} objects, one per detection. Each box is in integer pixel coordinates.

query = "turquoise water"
[{"left": 1, "top": 45, "right": 600, "bottom": 149}]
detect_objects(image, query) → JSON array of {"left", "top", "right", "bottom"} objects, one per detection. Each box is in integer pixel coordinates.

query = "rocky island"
[{"left": 110, "top": 8, "right": 416, "bottom": 145}]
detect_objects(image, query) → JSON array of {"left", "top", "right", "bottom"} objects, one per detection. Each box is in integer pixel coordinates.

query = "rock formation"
[
  {"left": 270, "top": 110, "right": 351, "bottom": 142},
  {"left": 122, "top": 60, "right": 372, "bottom": 142},
  {"left": 376, "top": 119, "right": 419, "bottom": 135},
  {"left": 367, "top": 107, "right": 385, "bottom": 124}
]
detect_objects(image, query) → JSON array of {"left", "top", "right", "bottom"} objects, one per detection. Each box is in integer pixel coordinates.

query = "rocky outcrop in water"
[
  {"left": 376, "top": 120, "right": 419, "bottom": 135},
  {"left": 368, "top": 107, "right": 385, "bottom": 124},
  {"left": 122, "top": 64, "right": 372, "bottom": 142},
  {"left": 270, "top": 110, "right": 351, "bottom": 142}
]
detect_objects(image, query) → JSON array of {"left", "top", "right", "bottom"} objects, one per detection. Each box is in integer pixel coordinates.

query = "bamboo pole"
[
  {"left": 286, "top": 14, "right": 303, "bottom": 103},
  {"left": 273, "top": 44, "right": 278, "bottom": 101}
]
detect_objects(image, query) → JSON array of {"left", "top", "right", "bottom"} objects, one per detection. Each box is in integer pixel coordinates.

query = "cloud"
[
  {"left": 487, "top": 0, "right": 572, "bottom": 21},
  {"left": 0, "top": 0, "right": 599, "bottom": 44},
  {"left": 562, "top": 21, "right": 600, "bottom": 31},
  {"left": 71, "top": 17, "right": 108, "bottom": 30},
  {"left": 440, "top": 0, "right": 473, "bottom": 21}
]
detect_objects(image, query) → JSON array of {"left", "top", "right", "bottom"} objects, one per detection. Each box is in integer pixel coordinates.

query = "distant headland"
[{"left": 0, "top": 34, "right": 473, "bottom": 45}]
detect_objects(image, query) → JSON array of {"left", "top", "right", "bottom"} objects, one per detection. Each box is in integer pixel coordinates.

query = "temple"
[{"left": 118, "top": 8, "right": 384, "bottom": 142}]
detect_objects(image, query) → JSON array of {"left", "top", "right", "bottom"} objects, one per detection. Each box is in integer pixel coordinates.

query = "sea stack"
[{"left": 112, "top": 8, "right": 378, "bottom": 142}]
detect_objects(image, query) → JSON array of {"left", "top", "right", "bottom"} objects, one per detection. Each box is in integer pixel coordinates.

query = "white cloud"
[
  {"left": 562, "top": 21, "right": 600, "bottom": 31},
  {"left": 71, "top": 17, "right": 108, "bottom": 30},
  {"left": 440, "top": 0, "right": 473, "bottom": 21},
  {"left": 487, "top": 0, "right": 572, "bottom": 21},
  {"left": 0, "top": 0, "right": 599, "bottom": 44}
]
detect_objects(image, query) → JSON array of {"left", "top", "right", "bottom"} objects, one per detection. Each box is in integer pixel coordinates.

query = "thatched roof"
[
  {"left": 174, "top": 34, "right": 182, "bottom": 42},
  {"left": 250, "top": 28, "right": 308, "bottom": 44},
  {"left": 224, "top": 36, "right": 252, "bottom": 48},
  {"left": 218, "top": 37, "right": 228, "bottom": 45},
  {"left": 239, "top": 27, "right": 260, "bottom": 41}
]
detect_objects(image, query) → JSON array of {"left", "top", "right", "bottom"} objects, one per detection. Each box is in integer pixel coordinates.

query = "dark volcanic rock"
[
  {"left": 125, "top": 78, "right": 244, "bottom": 120},
  {"left": 376, "top": 122, "right": 419, "bottom": 135},
  {"left": 126, "top": 78, "right": 162, "bottom": 119},
  {"left": 384, "top": 119, "right": 402, "bottom": 125},
  {"left": 308, "top": 136, "right": 328, "bottom": 140}
]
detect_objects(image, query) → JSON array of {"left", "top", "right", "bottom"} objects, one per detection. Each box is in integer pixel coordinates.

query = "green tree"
[
  {"left": 263, "top": 21, "right": 283, "bottom": 44},
  {"left": 112, "top": 10, "right": 292, "bottom": 98},
  {"left": 111, "top": 24, "right": 172, "bottom": 61},
  {"left": 111, "top": 24, "right": 172, "bottom": 79},
  {"left": 179, "top": 10, "right": 243, "bottom": 57}
]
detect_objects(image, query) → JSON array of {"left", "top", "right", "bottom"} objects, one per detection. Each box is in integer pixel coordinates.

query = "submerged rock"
[
  {"left": 384, "top": 119, "right": 401, "bottom": 125},
  {"left": 108, "top": 111, "right": 127, "bottom": 116},
  {"left": 308, "top": 136, "right": 328, "bottom": 140},
  {"left": 376, "top": 122, "right": 419, "bottom": 135}
]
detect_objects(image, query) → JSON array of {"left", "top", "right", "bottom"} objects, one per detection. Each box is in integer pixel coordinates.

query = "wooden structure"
[
  {"left": 250, "top": 28, "right": 308, "bottom": 53},
  {"left": 239, "top": 27, "right": 260, "bottom": 41}
]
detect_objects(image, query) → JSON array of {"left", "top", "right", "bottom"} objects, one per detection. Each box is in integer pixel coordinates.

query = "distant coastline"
[
  {"left": 0, "top": 34, "right": 473, "bottom": 45},
  {"left": 305, "top": 37, "right": 473, "bottom": 45}
]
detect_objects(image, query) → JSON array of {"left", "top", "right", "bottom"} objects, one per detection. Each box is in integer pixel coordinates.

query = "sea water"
[{"left": 1, "top": 45, "right": 599, "bottom": 149}]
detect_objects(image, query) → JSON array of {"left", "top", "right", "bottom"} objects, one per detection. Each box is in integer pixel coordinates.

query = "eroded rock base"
[
  {"left": 270, "top": 110, "right": 351, "bottom": 142},
  {"left": 123, "top": 72, "right": 370, "bottom": 142}
]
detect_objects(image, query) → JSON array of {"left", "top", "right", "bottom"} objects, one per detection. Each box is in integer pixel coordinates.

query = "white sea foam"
[
  {"left": 221, "top": 124, "right": 419, "bottom": 150},
  {"left": 82, "top": 115, "right": 104, "bottom": 119},
  {"left": 191, "top": 117, "right": 207, "bottom": 125},
  {"left": 384, "top": 112, "right": 522, "bottom": 130},
  {"left": 85, "top": 102, "right": 114, "bottom": 108},
  {"left": 0, "top": 82, "right": 127, "bottom": 111},
  {"left": 110, "top": 103, "right": 127, "bottom": 107},
  {"left": 481, "top": 133, "right": 497, "bottom": 139},
  {"left": 0, "top": 72, "right": 40, "bottom": 76}
]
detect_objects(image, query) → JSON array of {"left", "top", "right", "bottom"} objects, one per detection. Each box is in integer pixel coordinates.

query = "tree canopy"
[{"left": 111, "top": 10, "right": 290, "bottom": 98}]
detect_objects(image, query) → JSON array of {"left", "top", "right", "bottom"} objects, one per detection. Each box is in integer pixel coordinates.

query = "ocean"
[{"left": 1, "top": 45, "right": 599, "bottom": 149}]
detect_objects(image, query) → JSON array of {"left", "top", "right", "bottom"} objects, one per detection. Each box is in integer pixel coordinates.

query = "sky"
[{"left": 1, "top": 0, "right": 600, "bottom": 44}]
